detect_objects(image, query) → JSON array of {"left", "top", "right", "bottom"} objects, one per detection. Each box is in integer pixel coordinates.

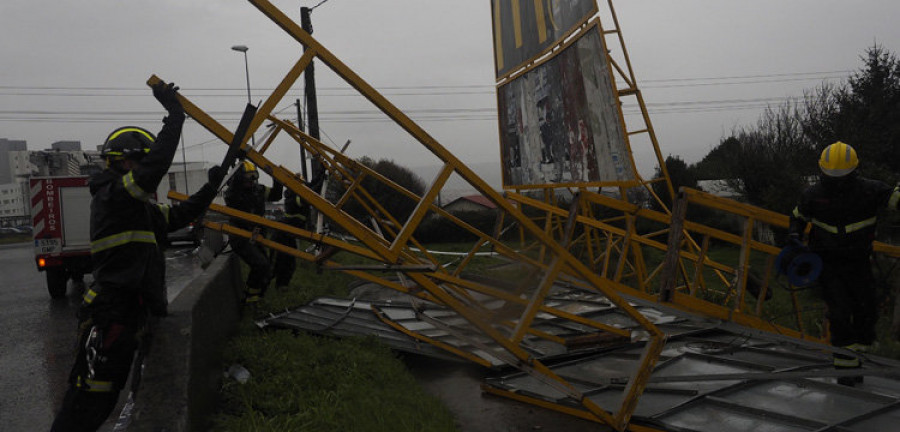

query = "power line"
[
  {"left": 308, "top": 0, "right": 331, "bottom": 12},
  {"left": 0, "top": 70, "right": 850, "bottom": 90},
  {"left": 0, "top": 93, "right": 813, "bottom": 121},
  {"left": 639, "top": 70, "right": 852, "bottom": 83},
  {"left": 0, "top": 70, "right": 851, "bottom": 97},
  {"left": 0, "top": 68, "right": 849, "bottom": 139}
]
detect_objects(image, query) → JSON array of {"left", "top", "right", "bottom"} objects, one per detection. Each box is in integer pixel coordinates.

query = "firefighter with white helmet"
[{"left": 789, "top": 141, "right": 900, "bottom": 385}]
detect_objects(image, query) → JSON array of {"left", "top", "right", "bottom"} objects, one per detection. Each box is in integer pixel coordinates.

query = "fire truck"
[{"left": 30, "top": 176, "right": 92, "bottom": 298}]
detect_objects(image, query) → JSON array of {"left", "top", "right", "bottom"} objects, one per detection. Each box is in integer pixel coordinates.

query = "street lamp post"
[{"left": 231, "top": 45, "right": 256, "bottom": 146}]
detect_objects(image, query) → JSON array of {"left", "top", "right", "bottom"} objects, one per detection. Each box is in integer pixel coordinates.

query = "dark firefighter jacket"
[
  {"left": 283, "top": 172, "right": 323, "bottom": 222},
  {"left": 283, "top": 189, "right": 308, "bottom": 222},
  {"left": 86, "top": 111, "right": 217, "bottom": 323},
  {"left": 790, "top": 175, "right": 900, "bottom": 257},
  {"left": 224, "top": 179, "right": 283, "bottom": 232}
]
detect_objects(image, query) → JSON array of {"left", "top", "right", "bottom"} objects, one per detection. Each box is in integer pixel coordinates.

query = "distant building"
[
  {"left": 51, "top": 141, "right": 83, "bottom": 152},
  {"left": 28, "top": 141, "right": 105, "bottom": 177},
  {"left": 442, "top": 195, "right": 499, "bottom": 213},
  {"left": 0, "top": 139, "right": 33, "bottom": 184},
  {"left": 0, "top": 182, "right": 27, "bottom": 226},
  {"left": 0, "top": 139, "right": 35, "bottom": 227},
  {"left": 696, "top": 179, "right": 741, "bottom": 199}
]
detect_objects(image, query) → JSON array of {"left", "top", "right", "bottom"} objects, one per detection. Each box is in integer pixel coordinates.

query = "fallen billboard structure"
[{"left": 153, "top": 0, "right": 900, "bottom": 430}]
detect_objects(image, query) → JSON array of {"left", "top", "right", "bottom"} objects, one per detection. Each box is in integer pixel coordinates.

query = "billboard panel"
[
  {"left": 498, "top": 24, "right": 634, "bottom": 188},
  {"left": 492, "top": 0, "right": 598, "bottom": 79}
]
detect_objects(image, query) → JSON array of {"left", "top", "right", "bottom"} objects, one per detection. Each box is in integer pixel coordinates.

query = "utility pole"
[
  {"left": 301, "top": 6, "right": 324, "bottom": 182},
  {"left": 296, "top": 98, "right": 308, "bottom": 181}
]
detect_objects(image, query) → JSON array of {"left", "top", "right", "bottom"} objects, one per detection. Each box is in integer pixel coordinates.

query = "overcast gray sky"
[{"left": 3, "top": 1, "right": 900, "bottom": 183}]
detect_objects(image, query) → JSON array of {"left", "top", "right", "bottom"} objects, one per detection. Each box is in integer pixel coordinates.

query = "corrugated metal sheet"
[
  {"left": 262, "top": 285, "right": 900, "bottom": 431},
  {"left": 259, "top": 297, "right": 465, "bottom": 364}
]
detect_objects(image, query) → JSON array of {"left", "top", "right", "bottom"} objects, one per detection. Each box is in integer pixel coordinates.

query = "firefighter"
[
  {"left": 789, "top": 141, "right": 900, "bottom": 386},
  {"left": 224, "top": 161, "right": 283, "bottom": 303},
  {"left": 272, "top": 172, "right": 323, "bottom": 290},
  {"left": 52, "top": 82, "right": 225, "bottom": 431}
]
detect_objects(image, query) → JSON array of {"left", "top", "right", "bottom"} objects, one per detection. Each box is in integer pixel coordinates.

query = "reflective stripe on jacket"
[{"left": 790, "top": 175, "right": 896, "bottom": 255}]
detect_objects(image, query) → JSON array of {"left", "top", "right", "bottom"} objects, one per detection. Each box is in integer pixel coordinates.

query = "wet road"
[
  {"left": 0, "top": 241, "right": 202, "bottom": 431},
  {"left": 0, "top": 242, "right": 78, "bottom": 431}
]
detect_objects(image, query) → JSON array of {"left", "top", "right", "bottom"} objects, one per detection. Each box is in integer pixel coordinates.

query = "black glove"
[
  {"left": 207, "top": 165, "right": 225, "bottom": 187},
  {"left": 152, "top": 81, "right": 183, "bottom": 114}
]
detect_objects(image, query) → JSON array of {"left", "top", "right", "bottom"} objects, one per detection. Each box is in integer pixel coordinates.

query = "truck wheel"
[{"left": 46, "top": 269, "right": 68, "bottom": 299}]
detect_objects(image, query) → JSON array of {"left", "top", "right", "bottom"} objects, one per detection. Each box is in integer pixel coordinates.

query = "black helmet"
[{"left": 101, "top": 126, "right": 155, "bottom": 160}]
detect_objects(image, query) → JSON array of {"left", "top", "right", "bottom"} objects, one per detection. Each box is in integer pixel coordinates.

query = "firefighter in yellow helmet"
[
  {"left": 224, "top": 160, "right": 283, "bottom": 303},
  {"left": 789, "top": 141, "right": 900, "bottom": 386},
  {"left": 52, "top": 82, "right": 224, "bottom": 431}
]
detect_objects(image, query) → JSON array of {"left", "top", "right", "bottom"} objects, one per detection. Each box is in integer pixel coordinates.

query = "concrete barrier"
[{"left": 128, "top": 254, "right": 242, "bottom": 431}]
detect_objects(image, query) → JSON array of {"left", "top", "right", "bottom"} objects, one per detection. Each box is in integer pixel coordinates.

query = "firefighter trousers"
[
  {"left": 51, "top": 321, "right": 139, "bottom": 432},
  {"left": 818, "top": 255, "right": 878, "bottom": 348},
  {"left": 272, "top": 216, "right": 306, "bottom": 287},
  {"left": 231, "top": 236, "right": 273, "bottom": 299}
]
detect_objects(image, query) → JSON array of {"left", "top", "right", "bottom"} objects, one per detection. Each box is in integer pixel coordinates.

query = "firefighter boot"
[
  {"left": 244, "top": 286, "right": 263, "bottom": 305},
  {"left": 834, "top": 350, "right": 862, "bottom": 386}
]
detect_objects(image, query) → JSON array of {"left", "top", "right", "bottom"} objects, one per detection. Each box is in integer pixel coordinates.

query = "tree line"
[{"left": 655, "top": 45, "right": 900, "bottom": 215}]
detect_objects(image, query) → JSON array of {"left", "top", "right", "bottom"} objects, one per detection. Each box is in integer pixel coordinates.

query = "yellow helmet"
[
  {"left": 239, "top": 161, "right": 259, "bottom": 181},
  {"left": 240, "top": 161, "right": 257, "bottom": 173},
  {"left": 819, "top": 141, "right": 858, "bottom": 177}
]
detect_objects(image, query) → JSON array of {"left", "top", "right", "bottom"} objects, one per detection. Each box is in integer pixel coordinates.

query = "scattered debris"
[{"left": 226, "top": 364, "right": 251, "bottom": 384}]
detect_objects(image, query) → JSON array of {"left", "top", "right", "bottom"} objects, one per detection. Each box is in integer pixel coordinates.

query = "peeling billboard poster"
[
  {"left": 492, "top": 0, "right": 598, "bottom": 79},
  {"left": 498, "top": 24, "right": 634, "bottom": 188}
]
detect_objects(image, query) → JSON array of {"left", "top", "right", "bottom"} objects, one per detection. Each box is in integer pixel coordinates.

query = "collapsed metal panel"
[
  {"left": 261, "top": 284, "right": 703, "bottom": 368},
  {"left": 258, "top": 297, "right": 464, "bottom": 364},
  {"left": 263, "top": 285, "right": 900, "bottom": 432},
  {"left": 485, "top": 322, "right": 900, "bottom": 432},
  {"left": 370, "top": 287, "right": 704, "bottom": 365}
]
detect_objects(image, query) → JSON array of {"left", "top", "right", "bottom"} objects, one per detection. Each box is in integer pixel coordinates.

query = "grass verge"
[{"left": 210, "top": 256, "right": 459, "bottom": 432}]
